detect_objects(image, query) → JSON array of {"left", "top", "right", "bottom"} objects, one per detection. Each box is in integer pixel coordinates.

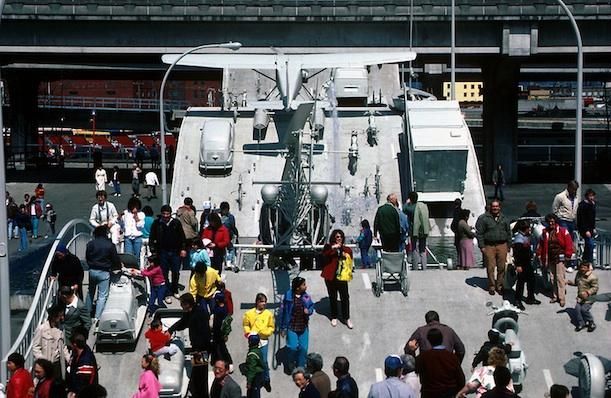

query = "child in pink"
[{"left": 135, "top": 254, "right": 166, "bottom": 317}]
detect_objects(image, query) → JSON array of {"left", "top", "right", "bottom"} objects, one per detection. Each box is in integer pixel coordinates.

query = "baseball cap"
[
  {"left": 248, "top": 333, "right": 260, "bottom": 346},
  {"left": 56, "top": 244, "right": 68, "bottom": 254},
  {"left": 384, "top": 355, "right": 404, "bottom": 371}
]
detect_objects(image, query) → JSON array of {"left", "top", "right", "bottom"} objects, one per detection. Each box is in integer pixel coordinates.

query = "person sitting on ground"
[
  {"left": 567, "top": 261, "right": 599, "bottom": 332},
  {"left": 144, "top": 319, "right": 179, "bottom": 360},
  {"left": 457, "top": 347, "right": 512, "bottom": 398},
  {"left": 368, "top": 355, "right": 416, "bottom": 398},
  {"left": 480, "top": 366, "right": 518, "bottom": 398}
]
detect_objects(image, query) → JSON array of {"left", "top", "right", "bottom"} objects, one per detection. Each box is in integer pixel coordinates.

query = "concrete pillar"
[
  {"left": 6, "top": 72, "right": 40, "bottom": 155},
  {"left": 481, "top": 57, "right": 519, "bottom": 183}
]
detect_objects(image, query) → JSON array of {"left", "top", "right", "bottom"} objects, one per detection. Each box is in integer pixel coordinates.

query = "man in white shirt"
[
  {"left": 89, "top": 190, "right": 118, "bottom": 228},
  {"left": 144, "top": 170, "right": 160, "bottom": 200}
]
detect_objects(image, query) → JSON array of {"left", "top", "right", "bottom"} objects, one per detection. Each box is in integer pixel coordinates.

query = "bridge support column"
[
  {"left": 6, "top": 73, "right": 40, "bottom": 156},
  {"left": 481, "top": 57, "right": 519, "bottom": 184}
]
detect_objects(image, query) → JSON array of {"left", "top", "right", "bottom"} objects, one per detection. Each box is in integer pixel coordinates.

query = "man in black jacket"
[
  {"left": 577, "top": 189, "right": 596, "bottom": 263},
  {"left": 51, "top": 244, "right": 85, "bottom": 298},
  {"left": 149, "top": 205, "right": 187, "bottom": 303},
  {"left": 85, "top": 226, "right": 121, "bottom": 321},
  {"left": 167, "top": 293, "right": 211, "bottom": 355}
]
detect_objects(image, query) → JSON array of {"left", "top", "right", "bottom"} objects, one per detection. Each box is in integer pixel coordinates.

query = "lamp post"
[
  {"left": 556, "top": 0, "right": 583, "bottom": 195},
  {"left": 159, "top": 41, "right": 242, "bottom": 205},
  {"left": 0, "top": 0, "right": 12, "bottom": 384},
  {"left": 450, "top": 0, "right": 456, "bottom": 100}
]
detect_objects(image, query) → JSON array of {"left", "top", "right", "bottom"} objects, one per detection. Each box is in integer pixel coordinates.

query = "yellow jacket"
[
  {"left": 242, "top": 308, "right": 275, "bottom": 340},
  {"left": 189, "top": 268, "right": 221, "bottom": 299}
]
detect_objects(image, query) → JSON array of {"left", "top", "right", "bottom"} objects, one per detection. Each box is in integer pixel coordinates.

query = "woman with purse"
[{"left": 321, "top": 229, "right": 354, "bottom": 329}]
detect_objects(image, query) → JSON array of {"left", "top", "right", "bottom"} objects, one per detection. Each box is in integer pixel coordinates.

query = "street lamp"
[
  {"left": 159, "top": 41, "right": 242, "bottom": 205},
  {"left": 556, "top": 0, "right": 583, "bottom": 195}
]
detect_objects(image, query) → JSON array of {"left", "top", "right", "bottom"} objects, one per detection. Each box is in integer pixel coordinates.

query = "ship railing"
[{"left": 0, "top": 219, "right": 93, "bottom": 382}]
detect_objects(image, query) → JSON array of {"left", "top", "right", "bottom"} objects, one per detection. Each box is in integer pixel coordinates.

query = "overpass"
[{"left": 1, "top": 0, "right": 611, "bottom": 181}]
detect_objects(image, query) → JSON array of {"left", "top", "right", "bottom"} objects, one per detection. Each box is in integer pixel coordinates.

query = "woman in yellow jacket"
[{"left": 243, "top": 293, "right": 275, "bottom": 392}]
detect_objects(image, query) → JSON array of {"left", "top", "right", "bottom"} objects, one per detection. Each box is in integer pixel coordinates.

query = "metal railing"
[
  {"left": 0, "top": 219, "right": 93, "bottom": 383},
  {"left": 38, "top": 95, "right": 189, "bottom": 112}
]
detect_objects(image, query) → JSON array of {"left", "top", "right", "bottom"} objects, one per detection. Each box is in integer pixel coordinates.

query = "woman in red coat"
[
  {"left": 33, "top": 358, "right": 58, "bottom": 398},
  {"left": 537, "top": 213, "right": 574, "bottom": 307},
  {"left": 201, "top": 212, "right": 231, "bottom": 274},
  {"left": 6, "top": 352, "right": 34, "bottom": 398},
  {"left": 321, "top": 229, "right": 354, "bottom": 329}
]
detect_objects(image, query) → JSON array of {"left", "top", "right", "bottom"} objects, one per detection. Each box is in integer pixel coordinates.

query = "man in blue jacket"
[{"left": 280, "top": 277, "right": 314, "bottom": 372}]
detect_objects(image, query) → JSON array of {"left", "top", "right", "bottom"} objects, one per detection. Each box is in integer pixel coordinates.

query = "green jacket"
[
  {"left": 374, "top": 203, "right": 400, "bottom": 237},
  {"left": 575, "top": 271, "right": 599, "bottom": 304},
  {"left": 244, "top": 346, "right": 264, "bottom": 385},
  {"left": 475, "top": 212, "right": 512, "bottom": 249},
  {"left": 412, "top": 202, "right": 430, "bottom": 238}
]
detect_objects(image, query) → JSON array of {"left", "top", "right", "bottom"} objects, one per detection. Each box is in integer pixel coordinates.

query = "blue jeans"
[
  {"left": 260, "top": 341, "right": 270, "bottom": 382},
  {"left": 124, "top": 237, "right": 143, "bottom": 264},
  {"left": 19, "top": 227, "right": 28, "bottom": 251},
  {"left": 160, "top": 250, "right": 181, "bottom": 295},
  {"left": 7, "top": 219, "right": 14, "bottom": 239},
  {"left": 148, "top": 284, "right": 167, "bottom": 315},
  {"left": 582, "top": 235, "right": 595, "bottom": 263},
  {"left": 112, "top": 180, "right": 121, "bottom": 195},
  {"left": 360, "top": 248, "right": 371, "bottom": 268},
  {"left": 87, "top": 269, "right": 111, "bottom": 319},
  {"left": 558, "top": 220, "right": 576, "bottom": 267},
  {"left": 286, "top": 328, "right": 309, "bottom": 368},
  {"left": 31, "top": 216, "right": 39, "bottom": 238},
  {"left": 575, "top": 302, "right": 593, "bottom": 326}
]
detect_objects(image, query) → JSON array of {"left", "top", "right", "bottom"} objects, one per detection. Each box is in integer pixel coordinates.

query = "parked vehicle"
[
  {"left": 199, "top": 119, "right": 235, "bottom": 175},
  {"left": 486, "top": 300, "right": 528, "bottom": 392},
  {"left": 155, "top": 308, "right": 191, "bottom": 398}
]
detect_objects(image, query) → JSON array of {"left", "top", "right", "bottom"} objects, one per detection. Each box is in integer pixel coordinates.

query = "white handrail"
[{"left": 0, "top": 219, "right": 93, "bottom": 382}]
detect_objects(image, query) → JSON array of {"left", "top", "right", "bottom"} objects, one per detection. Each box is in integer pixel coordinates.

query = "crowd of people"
[
  {"left": 6, "top": 185, "right": 57, "bottom": 251},
  {"left": 3, "top": 176, "right": 604, "bottom": 398}
]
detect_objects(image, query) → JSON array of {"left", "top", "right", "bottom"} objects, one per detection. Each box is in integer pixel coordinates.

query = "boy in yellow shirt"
[
  {"left": 190, "top": 261, "right": 221, "bottom": 313},
  {"left": 243, "top": 293, "right": 275, "bottom": 392}
]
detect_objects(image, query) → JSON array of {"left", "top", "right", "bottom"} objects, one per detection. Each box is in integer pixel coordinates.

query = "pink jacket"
[
  {"left": 132, "top": 369, "right": 161, "bottom": 398},
  {"left": 141, "top": 265, "right": 165, "bottom": 287}
]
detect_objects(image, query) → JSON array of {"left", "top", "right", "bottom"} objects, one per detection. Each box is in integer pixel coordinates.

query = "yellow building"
[{"left": 443, "top": 82, "right": 483, "bottom": 102}]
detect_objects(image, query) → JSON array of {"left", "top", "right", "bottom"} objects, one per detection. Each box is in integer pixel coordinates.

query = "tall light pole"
[
  {"left": 450, "top": 0, "right": 456, "bottom": 100},
  {"left": 159, "top": 41, "right": 242, "bottom": 205},
  {"left": 556, "top": 0, "right": 583, "bottom": 195},
  {"left": 0, "top": 0, "right": 12, "bottom": 384}
]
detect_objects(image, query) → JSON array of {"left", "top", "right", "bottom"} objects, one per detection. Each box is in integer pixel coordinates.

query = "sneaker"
[
  {"left": 164, "top": 296, "right": 172, "bottom": 305},
  {"left": 331, "top": 319, "right": 338, "bottom": 327},
  {"left": 575, "top": 324, "right": 586, "bottom": 332},
  {"left": 117, "top": 193, "right": 121, "bottom": 197},
  {"left": 587, "top": 322, "right": 597, "bottom": 332},
  {"left": 173, "top": 293, "right": 181, "bottom": 299},
  {"left": 44, "top": 235, "right": 49, "bottom": 239},
  {"left": 346, "top": 319, "right": 354, "bottom": 329},
  {"left": 488, "top": 290, "right": 496, "bottom": 296},
  {"left": 263, "top": 381, "right": 272, "bottom": 393},
  {"left": 229, "top": 364, "right": 234, "bottom": 374}
]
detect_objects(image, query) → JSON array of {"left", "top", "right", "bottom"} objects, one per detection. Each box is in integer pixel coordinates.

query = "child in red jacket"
[{"left": 144, "top": 319, "right": 179, "bottom": 360}]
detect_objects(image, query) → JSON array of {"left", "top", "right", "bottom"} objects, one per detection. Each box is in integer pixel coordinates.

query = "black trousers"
[
  {"left": 380, "top": 233, "right": 400, "bottom": 252},
  {"left": 325, "top": 279, "right": 350, "bottom": 320},
  {"left": 515, "top": 266, "right": 536, "bottom": 301}
]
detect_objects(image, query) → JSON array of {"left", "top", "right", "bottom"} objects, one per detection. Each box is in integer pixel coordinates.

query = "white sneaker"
[
  {"left": 229, "top": 364, "right": 234, "bottom": 374},
  {"left": 164, "top": 296, "right": 172, "bottom": 305},
  {"left": 173, "top": 293, "right": 181, "bottom": 299},
  {"left": 331, "top": 319, "right": 338, "bottom": 327}
]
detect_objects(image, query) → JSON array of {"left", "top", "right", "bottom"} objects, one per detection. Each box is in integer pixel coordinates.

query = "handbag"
[{"left": 336, "top": 252, "right": 354, "bottom": 282}]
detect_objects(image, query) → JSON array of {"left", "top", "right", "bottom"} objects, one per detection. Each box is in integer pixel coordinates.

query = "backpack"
[{"left": 336, "top": 252, "right": 354, "bottom": 282}]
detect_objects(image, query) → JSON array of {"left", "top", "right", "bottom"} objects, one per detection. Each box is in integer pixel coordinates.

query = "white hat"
[{"left": 203, "top": 201, "right": 212, "bottom": 210}]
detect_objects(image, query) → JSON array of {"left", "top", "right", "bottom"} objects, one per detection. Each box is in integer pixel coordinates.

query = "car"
[{"left": 199, "top": 119, "right": 234, "bottom": 175}]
